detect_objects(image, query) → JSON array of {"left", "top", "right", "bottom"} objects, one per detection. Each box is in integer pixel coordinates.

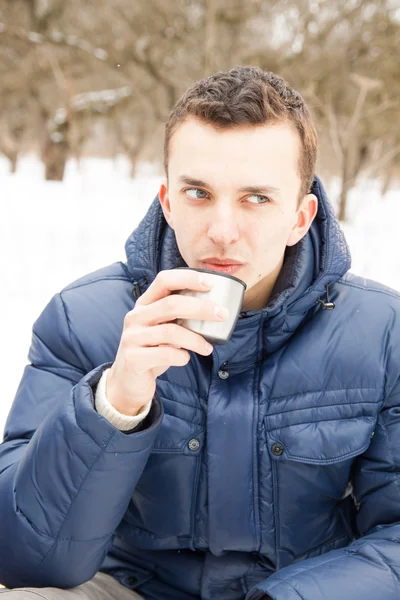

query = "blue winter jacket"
[{"left": 1, "top": 176, "right": 400, "bottom": 600}]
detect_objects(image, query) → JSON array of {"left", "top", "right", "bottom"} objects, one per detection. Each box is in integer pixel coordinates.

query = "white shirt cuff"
[{"left": 94, "top": 368, "right": 152, "bottom": 431}]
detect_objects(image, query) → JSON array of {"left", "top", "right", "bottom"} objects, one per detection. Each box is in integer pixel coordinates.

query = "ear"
[
  {"left": 158, "top": 179, "right": 174, "bottom": 230},
  {"left": 286, "top": 193, "right": 318, "bottom": 247}
]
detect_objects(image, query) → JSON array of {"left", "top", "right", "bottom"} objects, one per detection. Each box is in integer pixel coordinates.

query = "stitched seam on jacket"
[
  {"left": 267, "top": 415, "right": 376, "bottom": 431},
  {"left": 267, "top": 399, "right": 382, "bottom": 417},
  {"left": 294, "top": 533, "right": 350, "bottom": 562},
  {"left": 284, "top": 442, "right": 370, "bottom": 464},
  {"left": 280, "top": 580, "right": 305, "bottom": 600},
  {"left": 121, "top": 520, "right": 192, "bottom": 539},
  {"left": 264, "top": 576, "right": 304, "bottom": 599},
  {"left": 35, "top": 418, "right": 117, "bottom": 560},
  {"left": 31, "top": 330, "right": 85, "bottom": 379},
  {"left": 380, "top": 418, "right": 400, "bottom": 497},
  {"left": 70, "top": 371, "right": 156, "bottom": 453},
  {"left": 13, "top": 504, "right": 113, "bottom": 542},
  {"left": 158, "top": 394, "right": 205, "bottom": 418},
  {"left": 59, "top": 293, "right": 92, "bottom": 373},
  {"left": 270, "top": 388, "right": 380, "bottom": 402},
  {"left": 252, "top": 341, "right": 261, "bottom": 551},
  {"left": 158, "top": 386, "right": 208, "bottom": 404},
  {"left": 366, "top": 544, "right": 400, "bottom": 584},
  {"left": 189, "top": 444, "right": 202, "bottom": 549},
  {"left": 62, "top": 275, "right": 132, "bottom": 293},
  {"left": 271, "top": 459, "right": 280, "bottom": 568},
  {"left": 150, "top": 407, "right": 204, "bottom": 428},
  {"left": 266, "top": 553, "right": 349, "bottom": 595},
  {"left": 337, "top": 280, "right": 400, "bottom": 300}
]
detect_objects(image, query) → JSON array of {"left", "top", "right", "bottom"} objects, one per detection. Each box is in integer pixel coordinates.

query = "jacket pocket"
[
  {"left": 265, "top": 412, "right": 377, "bottom": 568},
  {"left": 126, "top": 395, "right": 204, "bottom": 539},
  {"left": 269, "top": 415, "right": 376, "bottom": 465},
  {"left": 265, "top": 388, "right": 380, "bottom": 465}
]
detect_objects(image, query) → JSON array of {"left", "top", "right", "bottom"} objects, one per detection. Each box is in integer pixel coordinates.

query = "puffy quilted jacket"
[{"left": 1, "top": 176, "right": 400, "bottom": 600}]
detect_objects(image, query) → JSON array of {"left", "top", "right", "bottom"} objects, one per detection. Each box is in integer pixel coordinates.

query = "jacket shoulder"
[
  {"left": 338, "top": 272, "right": 400, "bottom": 304},
  {"left": 61, "top": 261, "right": 132, "bottom": 294},
  {"left": 46, "top": 262, "right": 136, "bottom": 370}
]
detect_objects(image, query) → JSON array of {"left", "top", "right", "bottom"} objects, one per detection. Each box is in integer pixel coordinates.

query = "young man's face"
[{"left": 159, "top": 117, "right": 318, "bottom": 311}]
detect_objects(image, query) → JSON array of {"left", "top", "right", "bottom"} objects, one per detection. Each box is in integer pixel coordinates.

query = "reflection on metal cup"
[{"left": 175, "top": 267, "right": 247, "bottom": 344}]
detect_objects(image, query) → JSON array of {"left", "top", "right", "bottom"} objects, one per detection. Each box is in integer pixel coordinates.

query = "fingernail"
[
  {"left": 200, "top": 275, "right": 213, "bottom": 288},
  {"left": 215, "top": 305, "right": 229, "bottom": 319},
  {"left": 205, "top": 342, "right": 214, "bottom": 354}
]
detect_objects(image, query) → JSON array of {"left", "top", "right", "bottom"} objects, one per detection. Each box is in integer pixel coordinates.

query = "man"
[{"left": 1, "top": 66, "right": 400, "bottom": 600}]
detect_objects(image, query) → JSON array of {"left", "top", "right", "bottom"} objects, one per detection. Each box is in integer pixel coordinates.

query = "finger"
[
  {"left": 134, "top": 293, "right": 229, "bottom": 327},
  {"left": 132, "top": 323, "right": 213, "bottom": 356},
  {"left": 130, "top": 345, "right": 191, "bottom": 371},
  {"left": 135, "top": 269, "right": 213, "bottom": 307}
]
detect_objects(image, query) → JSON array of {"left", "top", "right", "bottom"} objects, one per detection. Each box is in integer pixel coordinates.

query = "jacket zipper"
[
  {"left": 131, "top": 277, "right": 149, "bottom": 300},
  {"left": 219, "top": 358, "right": 264, "bottom": 375}
]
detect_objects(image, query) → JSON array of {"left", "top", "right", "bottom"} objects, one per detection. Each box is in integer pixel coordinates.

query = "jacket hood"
[{"left": 125, "top": 175, "right": 351, "bottom": 355}]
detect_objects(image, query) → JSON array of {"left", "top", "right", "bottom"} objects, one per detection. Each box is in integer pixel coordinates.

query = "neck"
[{"left": 241, "top": 255, "right": 285, "bottom": 311}]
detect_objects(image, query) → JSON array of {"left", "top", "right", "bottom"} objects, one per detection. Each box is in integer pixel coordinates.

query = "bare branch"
[
  {"left": 360, "top": 143, "right": 400, "bottom": 180},
  {"left": 325, "top": 93, "right": 345, "bottom": 162},
  {"left": 344, "top": 73, "right": 383, "bottom": 143},
  {"left": 363, "top": 99, "right": 400, "bottom": 119}
]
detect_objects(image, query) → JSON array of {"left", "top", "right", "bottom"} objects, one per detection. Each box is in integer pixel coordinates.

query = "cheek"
[
  {"left": 249, "top": 217, "right": 292, "bottom": 272},
  {"left": 251, "top": 216, "right": 291, "bottom": 249},
  {"left": 173, "top": 216, "right": 202, "bottom": 251}
]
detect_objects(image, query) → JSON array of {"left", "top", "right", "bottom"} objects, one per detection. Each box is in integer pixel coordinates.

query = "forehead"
[{"left": 168, "top": 117, "right": 301, "bottom": 189}]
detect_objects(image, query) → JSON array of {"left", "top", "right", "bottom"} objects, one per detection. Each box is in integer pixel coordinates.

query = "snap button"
[
  {"left": 188, "top": 438, "right": 200, "bottom": 451},
  {"left": 271, "top": 443, "right": 284, "bottom": 456},
  {"left": 218, "top": 369, "right": 229, "bottom": 379},
  {"left": 126, "top": 575, "right": 138, "bottom": 586}
]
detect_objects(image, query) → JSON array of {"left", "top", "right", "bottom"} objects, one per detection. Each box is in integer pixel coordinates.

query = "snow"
[
  {"left": 1, "top": 155, "right": 160, "bottom": 438},
  {"left": 1, "top": 155, "right": 399, "bottom": 437}
]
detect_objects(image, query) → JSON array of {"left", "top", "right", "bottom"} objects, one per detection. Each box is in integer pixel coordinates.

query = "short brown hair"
[{"left": 164, "top": 66, "right": 318, "bottom": 203}]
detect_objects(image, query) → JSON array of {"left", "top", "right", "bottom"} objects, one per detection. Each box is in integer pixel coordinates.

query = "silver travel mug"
[{"left": 175, "top": 268, "right": 247, "bottom": 344}]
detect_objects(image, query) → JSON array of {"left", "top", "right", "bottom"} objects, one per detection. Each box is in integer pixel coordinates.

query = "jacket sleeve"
[
  {"left": 0, "top": 293, "right": 163, "bottom": 590},
  {"left": 246, "top": 375, "right": 400, "bottom": 600}
]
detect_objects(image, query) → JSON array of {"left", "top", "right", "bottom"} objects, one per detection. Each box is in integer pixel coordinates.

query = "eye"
[
  {"left": 185, "top": 188, "right": 208, "bottom": 199},
  {"left": 247, "top": 194, "right": 271, "bottom": 205}
]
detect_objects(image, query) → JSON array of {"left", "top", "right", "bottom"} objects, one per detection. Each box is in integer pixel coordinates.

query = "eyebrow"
[{"left": 178, "top": 175, "right": 281, "bottom": 196}]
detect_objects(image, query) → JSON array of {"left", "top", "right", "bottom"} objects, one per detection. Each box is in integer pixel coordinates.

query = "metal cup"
[{"left": 175, "top": 267, "right": 247, "bottom": 344}]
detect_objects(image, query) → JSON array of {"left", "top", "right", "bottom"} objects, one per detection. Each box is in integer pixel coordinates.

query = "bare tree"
[{"left": 0, "top": 0, "right": 399, "bottom": 204}]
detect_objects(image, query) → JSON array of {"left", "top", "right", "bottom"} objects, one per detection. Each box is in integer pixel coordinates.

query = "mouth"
[{"left": 199, "top": 260, "right": 245, "bottom": 275}]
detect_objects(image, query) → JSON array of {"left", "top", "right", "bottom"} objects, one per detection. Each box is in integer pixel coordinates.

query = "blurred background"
[{"left": 1, "top": 0, "right": 400, "bottom": 436}]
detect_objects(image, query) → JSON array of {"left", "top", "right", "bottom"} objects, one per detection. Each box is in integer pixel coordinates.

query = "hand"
[{"left": 106, "top": 269, "right": 229, "bottom": 416}]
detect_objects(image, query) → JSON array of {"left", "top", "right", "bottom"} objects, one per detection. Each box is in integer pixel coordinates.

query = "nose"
[{"left": 206, "top": 204, "right": 240, "bottom": 246}]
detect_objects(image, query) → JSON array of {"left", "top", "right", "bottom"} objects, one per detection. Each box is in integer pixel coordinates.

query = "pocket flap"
[{"left": 267, "top": 416, "right": 376, "bottom": 464}]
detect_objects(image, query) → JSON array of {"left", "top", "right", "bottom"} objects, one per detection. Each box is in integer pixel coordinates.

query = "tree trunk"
[
  {"left": 130, "top": 158, "right": 137, "bottom": 178},
  {"left": 381, "top": 167, "right": 393, "bottom": 197},
  {"left": 129, "top": 145, "right": 143, "bottom": 178},
  {"left": 41, "top": 116, "right": 70, "bottom": 181},
  {"left": 42, "top": 138, "right": 69, "bottom": 181},
  {"left": 338, "top": 183, "right": 350, "bottom": 222},
  {"left": 3, "top": 151, "right": 18, "bottom": 173},
  {"left": 338, "top": 158, "right": 350, "bottom": 222},
  {"left": 9, "top": 153, "right": 18, "bottom": 173}
]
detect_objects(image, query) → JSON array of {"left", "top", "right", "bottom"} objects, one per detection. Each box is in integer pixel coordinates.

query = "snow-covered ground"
[
  {"left": 1, "top": 155, "right": 400, "bottom": 438},
  {"left": 1, "top": 155, "right": 160, "bottom": 438}
]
